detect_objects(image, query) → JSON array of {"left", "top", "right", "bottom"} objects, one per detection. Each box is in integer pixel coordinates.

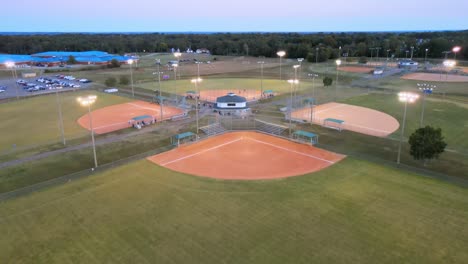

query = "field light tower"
[
  {"left": 127, "top": 59, "right": 135, "bottom": 97},
  {"left": 443, "top": 60, "right": 456, "bottom": 81},
  {"left": 452, "top": 46, "right": 461, "bottom": 61},
  {"left": 417, "top": 83, "right": 436, "bottom": 127},
  {"left": 425, "top": 48, "right": 429, "bottom": 62},
  {"left": 5, "top": 61, "right": 19, "bottom": 99},
  {"left": 191, "top": 78, "right": 202, "bottom": 135},
  {"left": 287, "top": 79, "right": 299, "bottom": 137},
  {"left": 293, "top": 65, "right": 301, "bottom": 108},
  {"left": 277, "top": 50, "right": 286, "bottom": 80},
  {"left": 258, "top": 61, "right": 265, "bottom": 96},
  {"left": 397, "top": 92, "right": 419, "bottom": 164},
  {"left": 308, "top": 73, "right": 319, "bottom": 125},
  {"left": 173, "top": 63, "right": 179, "bottom": 104},
  {"left": 153, "top": 59, "right": 164, "bottom": 122},
  {"left": 77, "top": 95, "right": 98, "bottom": 168},
  {"left": 335, "top": 59, "right": 342, "bottom": 101}
]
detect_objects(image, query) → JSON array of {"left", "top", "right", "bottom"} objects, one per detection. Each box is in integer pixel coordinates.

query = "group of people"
[{"left": 130, "top": 119, "right": 156, "bottom": 129}]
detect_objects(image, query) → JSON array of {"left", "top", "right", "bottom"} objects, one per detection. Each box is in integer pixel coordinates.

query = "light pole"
[
  {"left": 293, "top": 64, "right": 300, "bottom": 107},
  {"left": 386, "top": 49, "right": 391, "bottom": 61},
  {"left": 370, "top": 48, "right": 374, "bottom": 65},
  {"left": 191, "top": 78, "right": 202, "bottom": 135},
  {"left": 405, "top": 50, "right": 409, "bottom": 59},
  {"left": 258, "top": 61, "right": 264, "bottom": 97},
  {"left": 127, "top": 59, "right": 135, "bottom": 97},
  {"left": 315, "top": 47, "right": 319, "bottom": 65},
  {"left": 5, "top": 61, "right": 19, "bottom": 100},
  {"left": 173, "top": 63, "right": 179, "bottom": 104},
  {"left": 308, "top": 73, "right": 318, "bottom": 125},
  {"left": 335, "top": 59, "right": 342, "bottom": 101},
  {"left": 410, "top": 46, "right": 414, "bottom": 60},
  {"left": 174, "top": 52, "right": 182, "bottom": 104},
  {"left": 425, "top": 48, "right": 429, "bottom": 62},
  {"left": 153, "top": 59, "right": 163, "bottom": 122},
  {"left": 452, "top": 46, "right": 461, "bottom": 61},
  {"left": 277, "top": 50, "right": 286, "bottom": 80},
  {"left": 77, "top": 95, "right": 98, "bottom": 168},
  {"left": 417, "top": 83, "right": 436, "bottom": 127},
  {"left": 375, "top": 47, "right": 381, "bottom": 65},
  {"left": 297, "top": 57, "right": 304, "bottom": 96},
  {"left": 287, "top": 79, "right": 299, "bottom": 137},
  {"left": 397, "top": 92, "right": 419, "bottom": 164}
]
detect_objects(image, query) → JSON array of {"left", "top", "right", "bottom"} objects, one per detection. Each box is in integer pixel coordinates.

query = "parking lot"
[{"left": 0, "top": 74, "right": 93, "bottom": 99}]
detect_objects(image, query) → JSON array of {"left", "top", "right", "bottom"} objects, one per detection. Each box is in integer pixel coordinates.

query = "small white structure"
[
  {"left": 373, "top": 67, "right": 384, "bottom": 75},
  {"left": 104, "top": 88, "right": 118, "bottom": 93},
  {"left": 215, "top": 93, "right": 249, "bottom": 116},
  {"left": 196, "top": 48, "right": 210, "bottom": 54}
]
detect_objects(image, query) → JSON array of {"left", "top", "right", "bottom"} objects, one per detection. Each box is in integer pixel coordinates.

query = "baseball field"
[{"left": 1, "top": 54, "right": 468, "bottom": 263}]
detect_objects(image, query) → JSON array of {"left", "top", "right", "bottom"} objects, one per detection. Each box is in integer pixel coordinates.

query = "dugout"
[
  {"left": 130, "top": 115, "right": 155, "bottom": 125},
  {"left": 171, "top": 132, "right": 197, "bottom": 146},
  {"left": 263, "top": 90, "right": 275, "bottom": 98},
  {"left": 323, "top": 118, "right": 344, "bottom": 131},
  {"left": 185, "top": 90, "right": 199, "bottom": 99},
  {"left": 292, "top": 130, "right": 318, "bottom": 145}
]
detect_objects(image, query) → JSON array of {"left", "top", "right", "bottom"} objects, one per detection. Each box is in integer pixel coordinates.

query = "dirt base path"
[{"left": 148, "top": 131, "right": 345, "bottom": 180}]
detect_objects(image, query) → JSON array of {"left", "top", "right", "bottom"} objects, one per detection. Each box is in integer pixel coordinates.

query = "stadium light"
[
  {"left": 308, "top": 73, "right": 319, "bottom": 125},
  {"left": 277, "top": 50, "right": 286, "bottom": 80},
  {"left": 397, "top": 92, "right": 419, "bottom": 164},
  {"left": 287, "top": 79, "right": 299, "bottom": 137},
  {"left": 5, "top": 61, "right": 20, "bottom": 99},
  {"left": 127, "top": 59, "right": 135, "bottom": 97},
  {"left": 417, "top": 83, "right": 436, "bottom": 127},
  {"left": 154, "top": 59, "right": 163, "bottom": 122},
  {"left": 443, "top": 60, "right": 456, "bottom": 81},
  {"left": 335, "top": 59, "right": 342, "bottom": 101},
  {"left": 452, "top": 46, "right": 461, "bottom": 60},
  {"left": 191, "top": 78, "right": 202, "bottom": 134},
  {"left": 425, "top": 48, "right": 429, "bottom": 62},
  {"left": 172, "top": 63, "right": 179, "bottom": 104},
  {"left": 258, "top": 61, "right": 265, "bottom": 97},
  {"left": 77, "top": 95, "right": 98, "bottom": 168}
]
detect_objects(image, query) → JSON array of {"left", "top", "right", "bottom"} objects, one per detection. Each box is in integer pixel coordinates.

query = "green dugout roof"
[
  {"left": 324, "top": 118, "right": 345, "bottom": 124},
  {"left": 186, "top": 90, "right": 197, "bottom": 94},
  {"left": 263, "top": 90, "right": 274, "bottom": 94},
  {"left": 131, "top": 115, "right": 153, "bottom": 121},
  {"left": 293, "top": 130, "right": 317, "bottom": 138},
  {"left": 174, "top": 132, "right": 195, "bottom": 140}
]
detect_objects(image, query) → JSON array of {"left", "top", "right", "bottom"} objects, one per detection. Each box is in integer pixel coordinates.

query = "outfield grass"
[
  {"left": 342, "top": 93, "right": 468, "bottom": 151},
  {"left": 0, "top": 158, "right": 467, "bottom": 263},
  {"left": 0, "top": 91, "right": 132, "bottom": 151}
]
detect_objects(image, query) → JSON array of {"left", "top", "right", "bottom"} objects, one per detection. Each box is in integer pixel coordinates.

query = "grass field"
[
  {"left": 342, "top": 93, "right": 468, "bottom": 151},
  {"left": 1, "top": 158, "right": 467, "bottom": 263},
  {"left": 0, "top": 91, "right": 132, "bottom": 151}
]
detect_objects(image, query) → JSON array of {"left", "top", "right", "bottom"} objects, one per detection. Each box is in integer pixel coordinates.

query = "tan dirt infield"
[
  {"left": 147, "top": 131, "right": 345, "bottom": 180},
  {"left": 292, "top": 102, "right": 399, "bottom": 137},
  {"left": 339, "top": 66, "right": 374, "bottom": 73},
  {"left": 401, "top": 73, "right": 468, "bottom": 82},
  {"left": 77, "top": 101, "right": 184, "bottom": 134},
  {"left": 197, "top": 89, "right": 264, "bottom": 102}
]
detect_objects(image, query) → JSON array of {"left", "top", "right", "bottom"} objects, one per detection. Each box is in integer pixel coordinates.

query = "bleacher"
[
  {"left": 255, "top": 119, "right": 288, "bottom": 136},
  {"left": 199, "top": 123, "right": 227, "bottom": 136}
]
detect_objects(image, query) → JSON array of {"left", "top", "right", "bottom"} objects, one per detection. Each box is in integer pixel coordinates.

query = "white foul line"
[
  {"left": 244, "top": 137, "right": 335, "bottom": 164},
  {"left": 161, "top": 138, "right": 243, "bottom": 166}
]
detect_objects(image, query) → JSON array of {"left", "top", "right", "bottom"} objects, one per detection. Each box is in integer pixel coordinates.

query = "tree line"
[{"left": 1, "top": 31, "right": 467, "bottom": 60}]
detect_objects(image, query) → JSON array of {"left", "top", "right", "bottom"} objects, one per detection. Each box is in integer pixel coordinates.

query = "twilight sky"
[{"left": 3, "top": 0, "right": 467, "bottom": 32}]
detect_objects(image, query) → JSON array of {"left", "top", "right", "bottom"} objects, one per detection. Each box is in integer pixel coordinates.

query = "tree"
[
  {"left": 323, "top": 76, "right": 333, "bottom": 86},
  {"left": 408, "top": 126, "right": 447, "bottom": 165},
  {"left": 67, "top": 55, "right": 77, "bottom": 64},
  {"left": 119, "top": 75, "right": 129, "bottom": 85},
  {"left": 108, "top": 59, "right": 121, "bottom": 68},
  {"left": 105, "top": 77, "right": 117, "bottom": 87}
]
